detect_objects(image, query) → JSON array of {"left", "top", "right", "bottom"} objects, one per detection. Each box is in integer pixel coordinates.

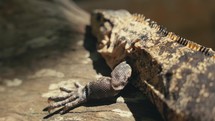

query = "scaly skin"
[
  {"left": 44, "top": 9, "right": 215, "bottom": 121},
  {"left": 43, "top": 61, "right": 132, "bottom": 114},
  {"left": 91, "top": 10, "right": 215, "bottom": 121}
]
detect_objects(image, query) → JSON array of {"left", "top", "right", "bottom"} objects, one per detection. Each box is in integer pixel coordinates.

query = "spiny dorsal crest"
[
  {"left": 132, "top": 13, "right": 215, "bottom": 59},
  {"left": 167, "top": 32, "right": 215, "bottom": 58},
  {"left": 132, "top": 14, "right": 146, "bottom": 23}
]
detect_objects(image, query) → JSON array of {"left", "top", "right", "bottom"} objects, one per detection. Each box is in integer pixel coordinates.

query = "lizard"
[{"left": 44, "top": 9, "right": 215, "bottom": 121}]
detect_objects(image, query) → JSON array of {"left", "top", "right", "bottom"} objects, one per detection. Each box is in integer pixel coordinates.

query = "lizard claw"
[
  {"left": 60, "top": 97, "right": 86, "bottom": 114},
  {"left": 59, "top": 87, "right": 72, "bottom": 93},
  {"left": 74, "top": 82, "right": 83, "bottom": 88},
  {"left": 43, "top": 105, "right": 53, "bottom": 113},
  {"left": 43, "top": 82, "right": 87, "bottom": 113},
  {"left": 43, "top": 61, "right": 132, "bottom": 114}
]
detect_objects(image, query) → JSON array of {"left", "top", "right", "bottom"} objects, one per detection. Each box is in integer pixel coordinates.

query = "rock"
[{"left": 0, "top": 1, "right": 162, "bottom": 121}]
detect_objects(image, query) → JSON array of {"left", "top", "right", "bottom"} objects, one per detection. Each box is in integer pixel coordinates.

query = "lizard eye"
[{"left": 96, "top": 13, "right": 103, "bottom": 22}]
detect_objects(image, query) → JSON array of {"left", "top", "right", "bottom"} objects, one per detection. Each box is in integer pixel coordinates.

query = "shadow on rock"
[{"left": 83, "top": 25, "right": 164, "bottom": 121}]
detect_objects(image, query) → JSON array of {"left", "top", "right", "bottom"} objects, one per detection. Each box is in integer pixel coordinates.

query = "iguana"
[{"left": 44, "top": 10, "right": 215, "bottom": 121}]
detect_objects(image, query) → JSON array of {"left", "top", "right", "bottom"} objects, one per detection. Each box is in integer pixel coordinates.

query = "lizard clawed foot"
[
  {"left": 43, "top": 82, "right": 87, "bottom": 114},
  {"left": 43, "top": 61, "right": 132, "bottom": 115}
]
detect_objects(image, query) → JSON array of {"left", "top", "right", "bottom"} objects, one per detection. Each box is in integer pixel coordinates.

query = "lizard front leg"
[{"left": 43, "top": 61, "right": 132, "bottom": 114}]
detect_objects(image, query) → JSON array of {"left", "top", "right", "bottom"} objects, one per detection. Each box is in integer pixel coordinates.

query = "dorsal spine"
[{"left": 132, "top": 14, "right": 215, "bottom": 59}]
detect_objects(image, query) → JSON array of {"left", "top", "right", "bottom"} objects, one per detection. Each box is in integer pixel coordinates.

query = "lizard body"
[
  {"left": 44, "top": 10, "right": 215, "bottom": 121},
  {"left": 91, "top": 10, "right": 215, "bottom": 121}
]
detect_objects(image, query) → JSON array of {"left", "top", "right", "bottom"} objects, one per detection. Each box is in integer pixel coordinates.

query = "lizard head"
[{"left": 91, "top": 9, "right": 131, "bottom": 42}]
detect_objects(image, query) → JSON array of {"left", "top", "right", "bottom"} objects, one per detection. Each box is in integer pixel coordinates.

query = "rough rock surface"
[{"left": 0, "top": 0, "right": 162, "bottom": 121}]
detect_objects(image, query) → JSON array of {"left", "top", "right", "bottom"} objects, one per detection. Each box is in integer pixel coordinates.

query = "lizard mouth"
[
  {"left": 91, "top": 11, "right": 114, "bottom": 49},
  {"left": 99, "top": 21, "right": 113, "bottom": 40},
  {"left": 95, "top": 15, "right": 114, "bottom": 50}
]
